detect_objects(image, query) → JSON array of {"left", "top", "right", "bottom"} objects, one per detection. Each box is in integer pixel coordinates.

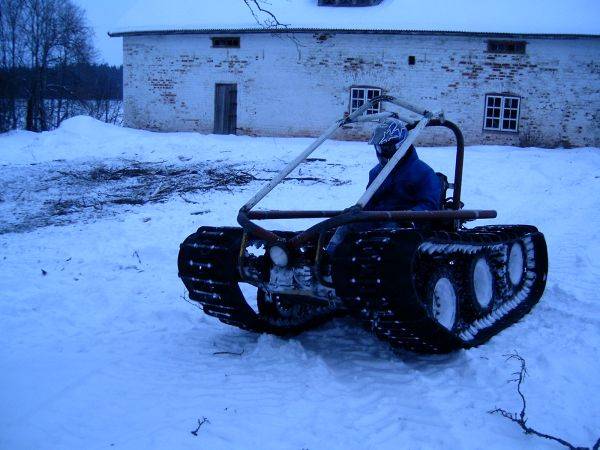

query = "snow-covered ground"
[{"left": 1, "top": 117, "right": 599, "bottom": 450}]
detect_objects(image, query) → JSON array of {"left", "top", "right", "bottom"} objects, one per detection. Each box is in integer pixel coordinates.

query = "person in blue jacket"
[
  {"left": 365, "top": 120, "right": 441, "bottom": 212},
  {"left": 327, "top": 120, "right": 440, "bottom": 254}
]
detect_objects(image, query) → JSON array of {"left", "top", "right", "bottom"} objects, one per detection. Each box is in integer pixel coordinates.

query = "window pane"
[
  {"left": 212, "top": 37, "right": 240, "bottom": 48},
  {"left": 485, "top": 95, "right": 520, "bottom": 132},
  {"left": 488, "top": 40, "right": 526, "bottom": 54},
  {"left": 350, "top": 88, "right": 382, "bottom": 113}
]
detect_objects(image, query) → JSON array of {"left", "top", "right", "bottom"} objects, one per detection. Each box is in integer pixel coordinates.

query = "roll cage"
[{"left": 237, "top": 95, "right": 496, "bottom": 247}]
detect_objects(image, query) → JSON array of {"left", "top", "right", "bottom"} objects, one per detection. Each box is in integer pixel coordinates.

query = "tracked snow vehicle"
[{"left": 178, "top": 96, "right": 548, "bottom": 353}]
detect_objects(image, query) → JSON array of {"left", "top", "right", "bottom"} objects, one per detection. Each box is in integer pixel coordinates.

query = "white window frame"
[
  {"left": 350, "top": 87, "right": 382, "bottom": 115},
  {"left": 484, "top": 94, "right": 521, "bottom": 132}
]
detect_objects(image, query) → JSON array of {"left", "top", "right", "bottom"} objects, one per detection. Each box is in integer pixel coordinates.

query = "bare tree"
[
  {"left": 86, "top": 97, "right": 122, "bottom": 125},
  {"left": 0, "top": 0, "right": 26, "bottom": 131},
  {"left": 52, "top": 0, "right": 94, "bottom": 128},
  {"left": 4, "top": 0, "right": 94, "bottom": 131}
]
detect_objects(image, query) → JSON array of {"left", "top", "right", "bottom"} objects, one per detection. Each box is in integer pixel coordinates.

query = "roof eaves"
[{"left": 108, "top": 27, "right": 600, "bottom": 39}]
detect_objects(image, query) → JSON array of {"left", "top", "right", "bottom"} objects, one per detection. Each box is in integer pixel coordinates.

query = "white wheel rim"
[
  {"left": 508, "top": 243, "right": 525, "bottom": 286},
  {"left": 432, "top": 277, "right": 458, "bottom": 330},
  {"left": 473, "top": 257, "right": 493, "bottom": 309}
]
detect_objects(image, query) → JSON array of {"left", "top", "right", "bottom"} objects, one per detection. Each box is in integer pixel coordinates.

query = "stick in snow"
[
  {"left": 213, "top": 349, "right": 245, "bottom": 356},
  {"left": 489, "top": 352, "right": 600, "bottom": 450},
  {"left": 190, "top": 417, "right": 210, "bottom": 436}
]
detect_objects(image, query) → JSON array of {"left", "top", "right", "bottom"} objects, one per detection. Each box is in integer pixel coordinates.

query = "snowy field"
[{"left": 1, "top": 117, "right": 599, "bottom": 450}]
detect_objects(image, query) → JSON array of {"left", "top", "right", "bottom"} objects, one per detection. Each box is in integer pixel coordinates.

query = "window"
[
  {"left": 211, "top": 37, "right": 240, "bottom": 48},
  {"left": 487, "top": 40, "right": 526, "bottom": 55},
  {"left": 484, "top": 95, "right": 521, "bottom": 132},
  {"left": 408, "top": 55, "right": 416, "bottom": 65},
  {"left": 350, "top": 87, "right": 382, "bottom": 114}
]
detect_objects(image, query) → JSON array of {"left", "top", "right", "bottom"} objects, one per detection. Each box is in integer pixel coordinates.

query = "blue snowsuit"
[
  {"left": 327, "top": 147, "right": 441, "bottom": 254},
  {"left": 365, "top": 146, "right": 441, "bottom": 212}
]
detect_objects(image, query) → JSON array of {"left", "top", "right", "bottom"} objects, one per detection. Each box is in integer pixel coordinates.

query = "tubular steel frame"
[{"left": 237, "top": 95, "right": 496, "bottom": 246}]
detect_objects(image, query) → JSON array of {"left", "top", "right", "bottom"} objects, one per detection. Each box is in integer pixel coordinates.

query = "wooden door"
[{"left": 214, "top": 83, "right": 237, "bottom": 135}]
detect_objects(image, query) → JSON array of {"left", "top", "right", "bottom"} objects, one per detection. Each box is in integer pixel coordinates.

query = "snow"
[
  {"left": 110, "top": 0, "right": 600, "bottom": 36},
  {"left": 1, "top": 117, "right": 600, "bottom": 449}
]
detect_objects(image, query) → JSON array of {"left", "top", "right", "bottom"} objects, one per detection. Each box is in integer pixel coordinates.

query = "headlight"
[{"left": 269, "top": 245, "right": 289, "bottom": 267}]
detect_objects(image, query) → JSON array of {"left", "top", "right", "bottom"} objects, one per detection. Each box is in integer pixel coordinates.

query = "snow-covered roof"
[{"left": 109, "top": 0, "right": 600, "bottom": 37}]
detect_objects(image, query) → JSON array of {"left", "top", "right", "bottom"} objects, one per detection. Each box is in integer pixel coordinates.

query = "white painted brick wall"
[{"left": 123, "top": 32, "right": 600, "bottom": 147}]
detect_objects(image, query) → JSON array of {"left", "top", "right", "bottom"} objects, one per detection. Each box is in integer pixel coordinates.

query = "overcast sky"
[{"left": 74, "top": 0, "right": 130, "bottom": 65}]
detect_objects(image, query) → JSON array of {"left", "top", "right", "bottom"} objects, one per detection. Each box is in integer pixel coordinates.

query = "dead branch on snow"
[
  {"left": 490, "top": 352, "right": 600, "bottom": 450},
  {"left": 190, "top": 417, "right": 210, "bottom": 436}
]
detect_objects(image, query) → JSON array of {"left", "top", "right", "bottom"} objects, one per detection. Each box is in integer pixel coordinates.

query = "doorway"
[{"left": 214, "top": 83, "right": 237, "bottom": 134}]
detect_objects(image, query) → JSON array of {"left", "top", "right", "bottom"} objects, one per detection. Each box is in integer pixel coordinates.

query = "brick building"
[{"left": 110, "top": 0, "right": 600, "bottom": 147}]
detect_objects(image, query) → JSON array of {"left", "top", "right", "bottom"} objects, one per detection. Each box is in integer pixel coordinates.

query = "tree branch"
[
  {"left": 490, "top": 352, "right": 599, "bottom": 450},
  {"left": 190, "top": 417, "right": 210, "bottom": 436},
  {"left": 241, "top": 0, "right": 288, "bottom": 29},
  {"left": 240, "top": 0, "right": 304, "bottom": 58},
  {"left": 213, "top": 349, "right": 245, "bottom": 356}
]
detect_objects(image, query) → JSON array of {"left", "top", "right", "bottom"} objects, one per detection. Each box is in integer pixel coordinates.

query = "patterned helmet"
[{"left": 368, "top": 120, "right": 409, "bottom": 159}]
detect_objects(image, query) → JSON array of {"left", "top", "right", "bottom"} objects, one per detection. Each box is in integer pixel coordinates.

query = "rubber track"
[
  {"left": 332, "top": 225, "right": 547, "bottom": 353},
  {"left": 178, "top": 226, "right": 334, "bottom": 335}
]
